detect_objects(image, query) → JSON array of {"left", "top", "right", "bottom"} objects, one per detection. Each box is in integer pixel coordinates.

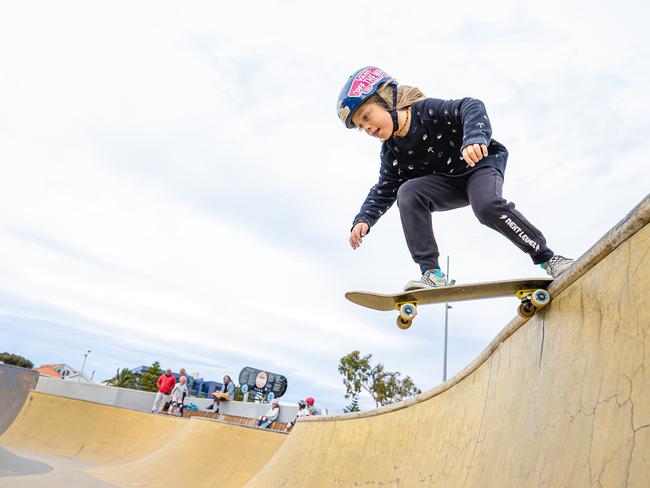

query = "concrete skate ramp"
[
  {"left": 0, "top": 365, "right": 50, "bottom": 478},
  {"left": 0, "top": 364, "right": 38, "bottom": 436},
  {"left": 0, "top": 391, "right": 286, "bottom": 486},
  {"left": 0, "top": 195, "right": 648, "bottom": 487},
  {"left": 248, "top": 195, "right": 650, "bottom": 487}
]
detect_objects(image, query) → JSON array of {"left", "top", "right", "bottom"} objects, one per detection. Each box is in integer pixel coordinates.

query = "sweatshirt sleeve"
[
  {"left": 423, "top": 97, "right": 492, "bottom": 149},
  {"left": 351, "top": 163, "right": 401, "bottom": 230}
]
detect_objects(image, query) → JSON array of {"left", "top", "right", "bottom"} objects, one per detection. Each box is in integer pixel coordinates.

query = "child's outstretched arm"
[
  {"left": 349, "top": 164, "right": 400, "bottom": 249},
  {"left": 349, "top": 221, "right": 369, "bottom": 249}
]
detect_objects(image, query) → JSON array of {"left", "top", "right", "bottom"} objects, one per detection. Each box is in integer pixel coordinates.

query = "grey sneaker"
[
  {"left": 543, "top": 255, "right": 575, "bottom": 278},
  {"left": 404, "top": 269, "right": 450, "bottom": 291}
]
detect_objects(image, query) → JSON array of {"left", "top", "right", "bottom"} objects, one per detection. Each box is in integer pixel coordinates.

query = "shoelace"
[
  {"left": 548, "top": 255, "right": 564, "bottom": 269},
  {"left": 422, "top": 274, "right": 437, "bottom": 286},
  {"left": 422, "top": 272, "right": 447, "bottom": 287}
]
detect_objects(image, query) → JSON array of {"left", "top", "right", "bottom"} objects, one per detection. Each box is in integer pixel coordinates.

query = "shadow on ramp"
[
  {"left": 0, "top": 447, "right": 52, "bottom": 477},
  {"left": 0, "top": 364, "right": 38, "bottom": 436}
]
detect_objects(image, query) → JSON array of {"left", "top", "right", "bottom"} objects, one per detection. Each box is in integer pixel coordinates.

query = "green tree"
[
  {"left": 138, "top": 361, "right": 162, "bottom": 392},
  {"left": 105, "top": 368, "right": 137, "bottom": 389},
  {"left": 0, "top": 352, "right": 33, "bottom": 369},
  {"left": 343, "top": 396, "right": 360, "bottom": 413},
  {"left": 338, "top": 351, "right": 421, "bottom": 408}
]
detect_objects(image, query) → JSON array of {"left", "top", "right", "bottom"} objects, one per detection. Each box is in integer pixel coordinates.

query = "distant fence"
[
  {"left": 186, "top": 410, "right": 289, "bottom": 433},
  {"left": 34, "top": 376, "right": 298, "bottom": 422}
]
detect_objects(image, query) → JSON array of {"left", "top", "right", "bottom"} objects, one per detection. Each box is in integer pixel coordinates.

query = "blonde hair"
[{"left": 374, "top": 83, "right": 426, "bottom": 110}]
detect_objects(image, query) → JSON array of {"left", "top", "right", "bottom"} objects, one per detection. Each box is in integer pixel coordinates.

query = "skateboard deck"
[{"left": 346, "top": 277, "right": 554, "bottom": 329}]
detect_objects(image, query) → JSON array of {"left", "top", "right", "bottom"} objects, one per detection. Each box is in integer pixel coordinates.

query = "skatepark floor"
[{"left": 1, "top": 447, "right": 116, "bottom": 487}]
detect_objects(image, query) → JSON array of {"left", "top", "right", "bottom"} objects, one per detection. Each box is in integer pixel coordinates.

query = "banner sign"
[{"left": 238, "top": 366, "right": 288, "bottom": 401}]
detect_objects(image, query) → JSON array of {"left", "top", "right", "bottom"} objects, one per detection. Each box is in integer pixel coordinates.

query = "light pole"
[
  {"left": 443, "top": 303, "right": 453, "bottom": 381},
  {"left": 81, "top": 350, "right": 91, "bottom": 375},
  {"left": 443, "top": 256, "right": 453, "bottom": 382}
]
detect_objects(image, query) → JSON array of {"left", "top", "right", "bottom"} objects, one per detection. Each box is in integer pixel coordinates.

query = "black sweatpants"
[{"left": 396, "top": 167, "right": 554, "bottom": 273}]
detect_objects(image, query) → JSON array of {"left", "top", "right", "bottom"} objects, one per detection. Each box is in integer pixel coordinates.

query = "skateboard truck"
[
  {"left": 395, "top": 302, "right": 417, "bottom": 329},
  {"left": 395, "top": 279, "right": 456, "bottom": 330},
  {"left": 515, "top": 289, "right": 551, "bottom": 318}
]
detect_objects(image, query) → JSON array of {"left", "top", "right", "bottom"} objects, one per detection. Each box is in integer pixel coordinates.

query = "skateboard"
[{"left": 346, "top": 277, "right": 553, "bottom": 329}]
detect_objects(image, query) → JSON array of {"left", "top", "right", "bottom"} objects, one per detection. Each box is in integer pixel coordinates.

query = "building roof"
[{"left": 34, "top": 365, "right": 62, "bottom": 378}]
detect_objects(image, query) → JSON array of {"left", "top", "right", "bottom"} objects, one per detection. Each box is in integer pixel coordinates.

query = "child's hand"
[
  {"left": 349, "top": 222, "right": 369, "bottom": 249},
  {"left": 462, "top": 144, "right": 488, "bottom": 167}
]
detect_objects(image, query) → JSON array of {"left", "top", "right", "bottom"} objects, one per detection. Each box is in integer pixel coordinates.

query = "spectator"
[
  {"left": 305, "top": 396, "right": 321, "bottom": 416},
  {"left": 178, "top": 368, "right": 189, "bottom": 384},
  {"left": 179, "top": 368, "right": 190, "bottom": 402},
  {"left": 151, "top": 368, "right": 176, "bottom": 414},
  {"left": 168, "top": 376, "right": 189, "bottom": 417},
  {"left": 286, "top": 400, "right": 309, "bottom": 430},
  {"left": 207, "top": 375, "right": 236, "bottom": 413},
  {"left": 257, "top": 399, "right": 280, "bottom": 429}
]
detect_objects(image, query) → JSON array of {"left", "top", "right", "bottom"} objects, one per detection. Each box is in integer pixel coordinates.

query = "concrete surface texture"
[{"left": 0, "top": 194, "right": 648, "bottom": 487}]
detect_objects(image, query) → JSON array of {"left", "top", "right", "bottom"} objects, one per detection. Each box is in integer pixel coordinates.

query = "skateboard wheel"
[
  {"left": 517, "top": 301, "right": 536, "bottom": 318},
  {"left": 399, "top": 303, "right": 417, "bottom": 321},
  {"left": 396, "top": 316, "right": 412, "bottom": 330},
  {"left": 530, "top": 289, "right": 550, "bottom": 308}
]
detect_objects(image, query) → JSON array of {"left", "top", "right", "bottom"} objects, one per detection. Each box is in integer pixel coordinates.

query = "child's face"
[{"left": 352, "top": 102, "right": 393, "bottom": 140}]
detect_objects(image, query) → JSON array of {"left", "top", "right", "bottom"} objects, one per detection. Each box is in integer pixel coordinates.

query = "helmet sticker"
[
  {"left": 337, "top": 101, "right": 351, "bottom": 124},
  {"left": 348, "top": 67, "right": 386, "bottom": 98}
]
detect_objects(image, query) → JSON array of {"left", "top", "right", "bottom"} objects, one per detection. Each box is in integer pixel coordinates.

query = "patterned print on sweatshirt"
[{"left": 352, "top": 97, "right": 509, "bottom": 230}]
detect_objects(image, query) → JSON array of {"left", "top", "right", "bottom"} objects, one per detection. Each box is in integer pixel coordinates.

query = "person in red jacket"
[{"left": 151, "top": 368, "right": 176, "bottom": 414}]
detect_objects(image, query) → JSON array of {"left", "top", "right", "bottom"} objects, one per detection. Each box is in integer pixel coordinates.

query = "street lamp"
[
  {"left": 81, "top": 350, "right": 91, "bottom": 375},
  {"left": 443, "top": 303, "right": 452, "bottom": 381},
  {"left": 442, "top": 256, "right": 454, "bottom": 382}
]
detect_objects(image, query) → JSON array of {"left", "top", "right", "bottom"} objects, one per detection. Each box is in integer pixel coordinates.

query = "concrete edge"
[
  {"left": 301, "top": 193, "right": 650, "bottom": 423},
  {"left": 190, "top": 415, "right": 290, "bottom": 435},
  {"left": 19, "top": 390, "right": 191, "bottom": 419}
]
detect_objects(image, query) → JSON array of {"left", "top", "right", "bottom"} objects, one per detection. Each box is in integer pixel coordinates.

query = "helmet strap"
[
  {"left": 375, "top": 84, "right": 399, "bottom": 137},
  {"left": 390, "top": 84, "right": 399, "bottom": 136}
]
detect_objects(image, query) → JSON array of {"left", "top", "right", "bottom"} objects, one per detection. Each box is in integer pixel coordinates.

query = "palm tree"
[{"left": 106, "top": 368, "right": 137, "bottom": 389}]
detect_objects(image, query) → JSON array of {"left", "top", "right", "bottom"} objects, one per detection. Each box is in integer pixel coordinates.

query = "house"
[
  {"left": 34, "top": 363, "right": 93, "bottom": 383},
  {"left": 34, "top": 365, "right": 63, "bottom": 378}
]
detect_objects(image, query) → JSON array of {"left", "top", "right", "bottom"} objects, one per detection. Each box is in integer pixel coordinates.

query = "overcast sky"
[{"left": 0, "top": 1, "right": 648, "bottom": 411}]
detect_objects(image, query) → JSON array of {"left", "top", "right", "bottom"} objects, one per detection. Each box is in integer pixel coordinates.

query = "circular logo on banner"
[
  {"left": 267, "top": 392, "right": 275, "bottom": 401},
  {"left": 241, "top": 384, "right": 248, "bottom": 393}
]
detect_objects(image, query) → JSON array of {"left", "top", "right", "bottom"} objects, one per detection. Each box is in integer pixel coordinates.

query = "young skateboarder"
[{"left": 338, "top": 66, "right": 574, "bottom": 291}]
